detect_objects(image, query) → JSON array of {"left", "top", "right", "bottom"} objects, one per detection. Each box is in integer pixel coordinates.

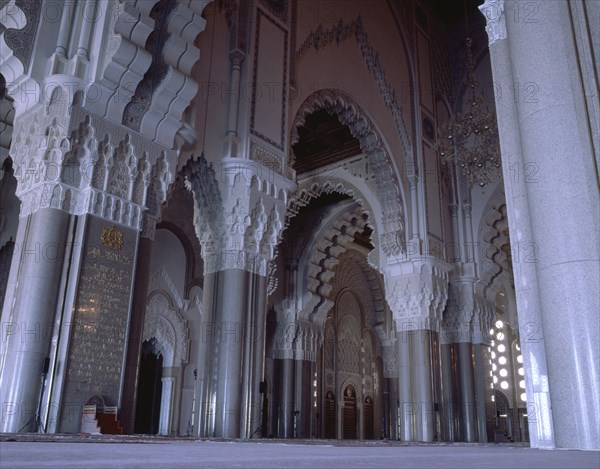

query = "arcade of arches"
[{"left": 0, "top": 0, "right": 598, "bottom": 451}]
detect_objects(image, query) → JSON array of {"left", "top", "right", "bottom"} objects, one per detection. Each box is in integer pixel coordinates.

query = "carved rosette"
[
  {"left": 183, "top": 154, "right": 293, "bottom": 276},
  {"left": 479, "top": 0, "right": 507, "bottom": 45},
  {"left": 385, "top": 260, "right": 450, "bottom": 332},
  {"left": 10, "top": 96, "right": 175, "bottom": 234}
]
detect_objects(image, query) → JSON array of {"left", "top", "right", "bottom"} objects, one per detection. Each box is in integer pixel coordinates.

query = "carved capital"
[
  {"left": 183, "top": 154, "right": 291, "bottom": 275},
  {"left": 441, "top": 281, "right": 476, "bottom": 344},
  {"left": 385, "top": 259, "right": 450, "bottom": 331},
  {"left": 479, "top": 0, "right": 507, "bottom": 45},
  {"left": 10, "top": 100, "right": 175, "bottom": 232}
]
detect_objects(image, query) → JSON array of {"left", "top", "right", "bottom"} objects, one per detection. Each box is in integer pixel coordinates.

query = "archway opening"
[{"left": 134, "top": 340, "right": 164, "bottom": 435}]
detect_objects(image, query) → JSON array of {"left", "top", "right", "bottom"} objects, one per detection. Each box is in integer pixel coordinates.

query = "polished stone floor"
[{"left": 1, "top": 436, "right": 599, "bottom": 469}]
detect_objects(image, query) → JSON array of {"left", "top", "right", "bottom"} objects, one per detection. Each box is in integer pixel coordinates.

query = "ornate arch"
[
  {"left": 339, "top": 377, "right": 362, "bottom": 401},
  {"left": 288, "top": 89, "right": 406, "bottom": 259},
  {"left": 143, "top": 290, "right": 190, "bottom": 367},
  {"left": 295, "top": 202, "right": 370, "bottom": 326}
]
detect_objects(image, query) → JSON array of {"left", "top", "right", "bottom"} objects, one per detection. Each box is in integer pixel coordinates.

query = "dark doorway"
[
  {"left": 324, "top": 390, "right": 336, "bottom": 439},
  {"left": 343, "top": 385, "right": 357, "bottom": 439},
  {"left": 364, "top": 396, "right": 374, "bottom": 439},
  {"left": 134, "top": 340, "right": 163, "bottom": 434}
]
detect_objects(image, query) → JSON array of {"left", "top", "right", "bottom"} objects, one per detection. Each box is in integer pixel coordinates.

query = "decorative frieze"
[
  {"left": 1, "top": 0, "right": 41, "bottom": 70},
  {"left": 250, "top": 141, "right": 283, "bottom": 174},
  {"left": 86, "top": 0, "right": 211, "bottom": 149}
]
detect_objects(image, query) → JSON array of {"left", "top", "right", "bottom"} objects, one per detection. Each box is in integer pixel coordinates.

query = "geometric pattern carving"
[
  {"left": 337, "top": 313, "right": 360, "bottom": 374},
  {"left": 1, "top": 0, "right": 41, "bottom": 70}
]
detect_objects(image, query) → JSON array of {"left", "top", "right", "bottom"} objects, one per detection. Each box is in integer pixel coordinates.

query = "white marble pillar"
[
  {"left": 457, "top": 342, "right": 477, "bottom": 442},
  {"left": 280, "top": 358, "right": 295, "bottom": 438},
  {"left": 412, "top": 329, "right": 436, "bottom": 442},
  {"left": 0, "top": 208, "right": 70, "bottom": 432},
  {"left": 481, "top": 0, "right": 600, "bottom": 449},
  {"left": 439, "top": 344, "right": 457, "bottom": 441},
  {"left": 212, "top": 268, "right": 249, "bottom": 438},
  {"left": 397, "top": 333, "right": 413, "bottom": 441},
  {"left": 158, "top": 376, "right": 175, "bottom": 435}
]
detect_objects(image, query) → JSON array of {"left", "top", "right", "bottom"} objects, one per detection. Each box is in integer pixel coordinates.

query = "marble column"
[
  {"left": 158, "top": 376, "right": 175, "bottom": 435},
  {"left": 481, "top": 0, "right": 600, "bottom": 449},
  {"left": 195, "top": 269, "right": 217, "bottom": 437},
  {"left": 411, "top": 329, "right": 436, "bottom": 442},
  {"left": 397, "top": 333, "right": 413, "bottom": 441},
  {"left": 0, "top": 208, "right": 70, "bottom": 432},
  {"left": 209, "top": 268, "right": 249, "bottom": 438},
  {"left": 457, "top": 342, "right": 477, "bottom": 442},
  {"left": 279, "top": 357, "right": 295, "bottom": 438},
  {"left": 473, "top": 345, "right": 491, "bottom": 443},
  {"left": 240, "top": 273, "right": 268, "bottom": 438},
  {"left": 440, "top": 343, "right": 457, "bottom": 441},
  {"left": 396, "top": 324, "right": 441, "bottom": 442}
]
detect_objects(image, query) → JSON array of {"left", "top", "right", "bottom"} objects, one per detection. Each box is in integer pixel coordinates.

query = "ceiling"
[{"left": 292, "top": 110, "right": 362, "bottom": 174}]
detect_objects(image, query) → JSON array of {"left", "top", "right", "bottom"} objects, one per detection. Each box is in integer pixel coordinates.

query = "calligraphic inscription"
[{"left": 59, "top": 216, "right": 137, "bottom": 432}]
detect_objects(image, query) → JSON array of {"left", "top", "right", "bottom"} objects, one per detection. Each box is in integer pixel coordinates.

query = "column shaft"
[
  {"left": 412, "top": 330, "right": 435, "bottom": 442},
  {"left": 397, "top": 334, "right": 413, "bottom": 441},
  {"left": 457, "top": 342, "right": 477, "bottom": 442},
  {"left": 0, "top": 208, "right": 70, "bottom": 432},
  {"left": 212, "top": 269, "right": 249, "bottom": 438},
  {"left": 504, "top": 0, "right": 599, "bottom": 450},
  {"left": 280, "top": 358, "right": 294, "bottom": 438},
  {"left": 440, "top": 343, "right": 457, "bottom": 441}
]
